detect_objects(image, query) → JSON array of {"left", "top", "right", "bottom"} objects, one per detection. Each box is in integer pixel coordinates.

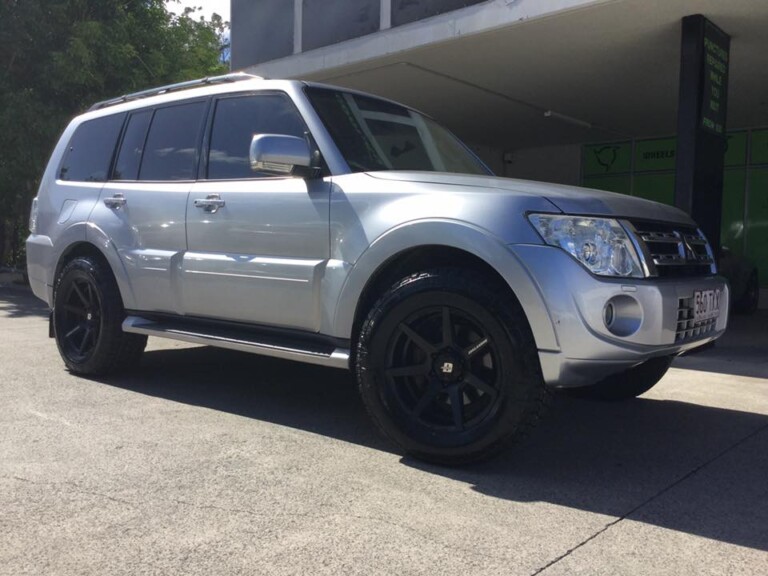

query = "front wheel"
[
  {"left": 53, "top": 256, "right": 146, "bottom": 376},
  {"left": 356, "top": 269, "right": 549, "bottom": 465},
  {"left": 567, "top": 356, "right": 673, "bottom": 401}
]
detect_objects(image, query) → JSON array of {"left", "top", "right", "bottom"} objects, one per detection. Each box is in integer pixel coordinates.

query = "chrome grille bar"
[{"left": 623, "top": 220, "right": 717, "bottom": 278}]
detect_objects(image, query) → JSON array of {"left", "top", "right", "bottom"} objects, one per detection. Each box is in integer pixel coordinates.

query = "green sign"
[
  {"left": 633, "top": 173, "right": 675, "bottom": 206},
  {"left": 635, "top": 138, "right": 677, "bottom": 172},
  {"left": 702, "top": 20, "right": 730, "bottom": 135},
  {"left": 725, "top": 132, "right": 747, "bottom": 166},
  {"left": 751, "top": 130, "right": 768, "bottom": 165},
  {"left": 721, "top": 169, "right": 746, "bottom": 255},
  {"left": 583, "top": 142, "right": 631, "bottom": 176},
  {"left": 746, "top": 168, "right": 768, "bottom": 286},
  {"left": 582, "top": 175, "right": 631, "bottom": 195}
]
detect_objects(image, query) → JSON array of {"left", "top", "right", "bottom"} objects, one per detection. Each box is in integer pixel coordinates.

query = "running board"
[{"left": 122, "top": 316, "right": 350, "bottom": 369}]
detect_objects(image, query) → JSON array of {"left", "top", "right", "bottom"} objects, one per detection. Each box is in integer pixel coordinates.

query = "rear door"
[
  {"left": 183, "top": 92, "right": 330, "bottom": 331},
  {"left": 94, "top": 100, "right": 208, "bottom": 314}
]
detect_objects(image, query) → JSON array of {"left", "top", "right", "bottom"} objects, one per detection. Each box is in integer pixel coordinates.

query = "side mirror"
[{"left": 249, "top": 134, "right": 312, "bottom": 176}]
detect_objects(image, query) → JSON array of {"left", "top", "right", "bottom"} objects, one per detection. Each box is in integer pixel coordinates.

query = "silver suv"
[{"left": 27, "top": 73, "right": 728, "bottom": 463}]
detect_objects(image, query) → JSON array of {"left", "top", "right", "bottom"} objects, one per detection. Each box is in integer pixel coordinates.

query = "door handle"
[
  {"left": 194, "top": 194, "right": 225, "bottom": 214},
  {"left": 104, "top": 193, "right": 126, "bottom": 209}
]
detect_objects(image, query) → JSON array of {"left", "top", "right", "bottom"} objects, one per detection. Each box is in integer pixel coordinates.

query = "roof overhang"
[{"left": 245, "top": 0, "right": 768, "bottom": 150}]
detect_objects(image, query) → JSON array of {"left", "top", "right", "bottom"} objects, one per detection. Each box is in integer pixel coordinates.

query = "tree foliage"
[{"left": 0, "top": 0, "right": 228, "bottom": 267}]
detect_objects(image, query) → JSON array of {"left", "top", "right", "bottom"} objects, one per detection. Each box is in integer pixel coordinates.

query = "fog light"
[{"left": 603, "top": 295, "right": 642, "bottom": 337}]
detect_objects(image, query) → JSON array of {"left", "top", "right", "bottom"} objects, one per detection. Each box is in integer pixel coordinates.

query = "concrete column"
[
  {"left": 294, "top": 0, "right": 302, "bottom": 54},
  {"left": 380, "top": 0, "right": 391, "bottom": 30}
]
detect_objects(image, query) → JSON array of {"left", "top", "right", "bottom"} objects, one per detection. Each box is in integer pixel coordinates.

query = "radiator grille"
[
  {"left": 676, "top": 296, "right": 717, "bottom": 342},
  {"left": 628, "top": 221, "right": 715, "bottom": 278}
]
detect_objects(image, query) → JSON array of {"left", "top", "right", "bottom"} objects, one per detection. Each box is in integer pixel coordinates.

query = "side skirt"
[{"left": 122, "top": 315, "right": 351, "bottom": 370}]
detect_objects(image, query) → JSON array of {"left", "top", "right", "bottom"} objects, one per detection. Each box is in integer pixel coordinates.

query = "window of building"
[
  {"left": 58, "top": 114, "right": 126, "bottom": 182},
  {"left": 139, "top": 101, "right": 207, "bottom": 181},
  {"left": 392, "top": 0, "right": 488, "bottom": 28},
  {"left": 207, "top": 94, "right": 307, "bottom": 180}
]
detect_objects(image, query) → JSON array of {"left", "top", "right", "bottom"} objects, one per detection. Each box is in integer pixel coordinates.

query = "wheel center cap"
[
  {"left": 433, "top": 351, "right": 463, "bottom": 383},
  {"left": 86, "top": 312, "right": 93, "bottom": 321}
]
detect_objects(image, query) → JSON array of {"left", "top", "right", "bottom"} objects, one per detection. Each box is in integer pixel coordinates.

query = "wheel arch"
[
  {"left": 333, "top": 220, "right": 559, "bottom": 361},
  {"left": 53, "top": 239, "right": 136, "bottom": 310}
]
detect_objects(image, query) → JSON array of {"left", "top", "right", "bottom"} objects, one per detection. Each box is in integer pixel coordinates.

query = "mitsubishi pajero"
[{"left": 27, "top": 74, "right": 728, "bottom": 463}]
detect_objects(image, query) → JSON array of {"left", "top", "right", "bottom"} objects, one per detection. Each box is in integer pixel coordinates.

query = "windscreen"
[{"left": 306, "top": 87, "right": 490, "bottom": 176}]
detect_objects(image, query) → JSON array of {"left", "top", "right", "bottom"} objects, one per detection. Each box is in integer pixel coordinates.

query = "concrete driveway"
[{"left": 1, "top": 284, "right": 766, "bottom": 575}]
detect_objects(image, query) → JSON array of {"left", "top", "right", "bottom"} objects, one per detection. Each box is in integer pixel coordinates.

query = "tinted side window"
[
  {"left": 113, "top": 110, "right": 152, "bottom": 180},
  {"left": 139, "top": 101, "right": 207, "bottom": 181},
  {"left": 59, "top": 113, "right": 126, "bottom": 182},
  {"left": 208, "top": 94, "right": 307, "bottom": 180}
]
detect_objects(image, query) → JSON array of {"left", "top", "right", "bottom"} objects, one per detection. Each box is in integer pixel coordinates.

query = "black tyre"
[
  {"left": 356, "top": 269, "right": 549, "bottom": 465},
  {"left": 53, "top": 256, "right": 146, "bottom": 376},
  {"left": 567, "top": 356, "right": 673, "bottom": 401},
  {"left": 735, "top": 271, "right": 759, "bottom": 315}
]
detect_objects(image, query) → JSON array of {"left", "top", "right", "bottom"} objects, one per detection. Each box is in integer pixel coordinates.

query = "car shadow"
[
  {"left": 101, "top": 344, "right": 768, "bottom": 553},
  {"left": 673, "top": 309, "right": 768, "bottom": 379},
  {"left": 0, "top": 286, "right": 49, "bottom": 319}
]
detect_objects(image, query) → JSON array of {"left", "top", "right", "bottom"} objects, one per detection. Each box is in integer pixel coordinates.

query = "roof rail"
[{"left": 88, "top": 72, "right": 263, "bottom": 111}]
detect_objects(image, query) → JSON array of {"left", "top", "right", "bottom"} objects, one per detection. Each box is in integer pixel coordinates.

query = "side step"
[{"left": 122, "top": 316, "right": 350, "bottom": 369}]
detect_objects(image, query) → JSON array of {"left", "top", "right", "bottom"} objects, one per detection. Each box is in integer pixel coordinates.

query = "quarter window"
[
  {"left": 207, "top": 94, "right": 307, "bottom": 180},
  {"left": 139, "top": 101, "right": 207, "bottom": 181},
  {"left": 58, "top": 114, "right": 126, "bottom": 182}
]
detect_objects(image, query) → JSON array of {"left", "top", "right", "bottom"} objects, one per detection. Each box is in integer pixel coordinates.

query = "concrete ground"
[{"left": 1, "top": 283, "right": 766, "bottom": 576}]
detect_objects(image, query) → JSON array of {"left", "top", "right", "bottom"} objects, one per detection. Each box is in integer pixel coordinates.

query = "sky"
[{"left": 171, "top": 0, "right": 231, "bottom": 23}]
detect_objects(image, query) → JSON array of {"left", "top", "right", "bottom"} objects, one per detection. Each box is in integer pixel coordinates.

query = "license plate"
[{"left": 693, "top": 289, "right": 721, "bottom": 322}]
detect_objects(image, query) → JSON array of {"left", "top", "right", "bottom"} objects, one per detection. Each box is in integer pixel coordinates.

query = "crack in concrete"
[{"left": 528, "top": 421, "right": 768, "bottom": 576}]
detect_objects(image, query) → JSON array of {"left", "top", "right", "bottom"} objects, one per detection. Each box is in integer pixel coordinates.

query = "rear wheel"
[
  {"left": 53, "top": 256, "right": 146, "bottom": 376},
  {"left": 567, "top": 356, "right": 673, "bottom": 401},
  {"left": 356, "top": 269, "right": 549, "bottom": 465}
]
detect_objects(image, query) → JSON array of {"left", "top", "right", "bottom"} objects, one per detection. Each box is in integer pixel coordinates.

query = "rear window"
[
  {"left": 139, "top": 101, "right": 207, "bottom": 181},
  {"left": 58, "top": 114, "right": 126, "bottom": 182}
]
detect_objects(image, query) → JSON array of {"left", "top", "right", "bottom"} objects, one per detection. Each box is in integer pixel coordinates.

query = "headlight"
[{"left": 528, "top": 214, "right": 644, "bottom": 278}]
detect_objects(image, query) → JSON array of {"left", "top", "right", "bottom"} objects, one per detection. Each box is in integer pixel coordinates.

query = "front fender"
[{"left": 329, "top": 219, "right": 559, "bottom": 352}]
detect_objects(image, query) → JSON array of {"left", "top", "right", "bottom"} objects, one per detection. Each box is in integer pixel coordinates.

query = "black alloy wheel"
[
  {"left": 53, "top": 256, "right": 146, "bottom": 376},
  {"left": 383, "top": 304, "right": 502, "bottom": 436},
  {"left": 357, "top": 269, "right": 549, "bottom": 464},
  {"left": 57, "top": 274, "right": 103, "bottom": 363}
]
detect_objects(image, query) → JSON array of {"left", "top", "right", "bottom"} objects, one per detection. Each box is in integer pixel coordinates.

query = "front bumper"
[{"left": 509, "top": 244, "right": 729, "bottom": 388}]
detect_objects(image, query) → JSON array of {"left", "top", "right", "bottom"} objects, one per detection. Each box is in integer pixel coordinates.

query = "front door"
[{"left": 182, "top": 92, "right": 330, "bottom": 332}]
